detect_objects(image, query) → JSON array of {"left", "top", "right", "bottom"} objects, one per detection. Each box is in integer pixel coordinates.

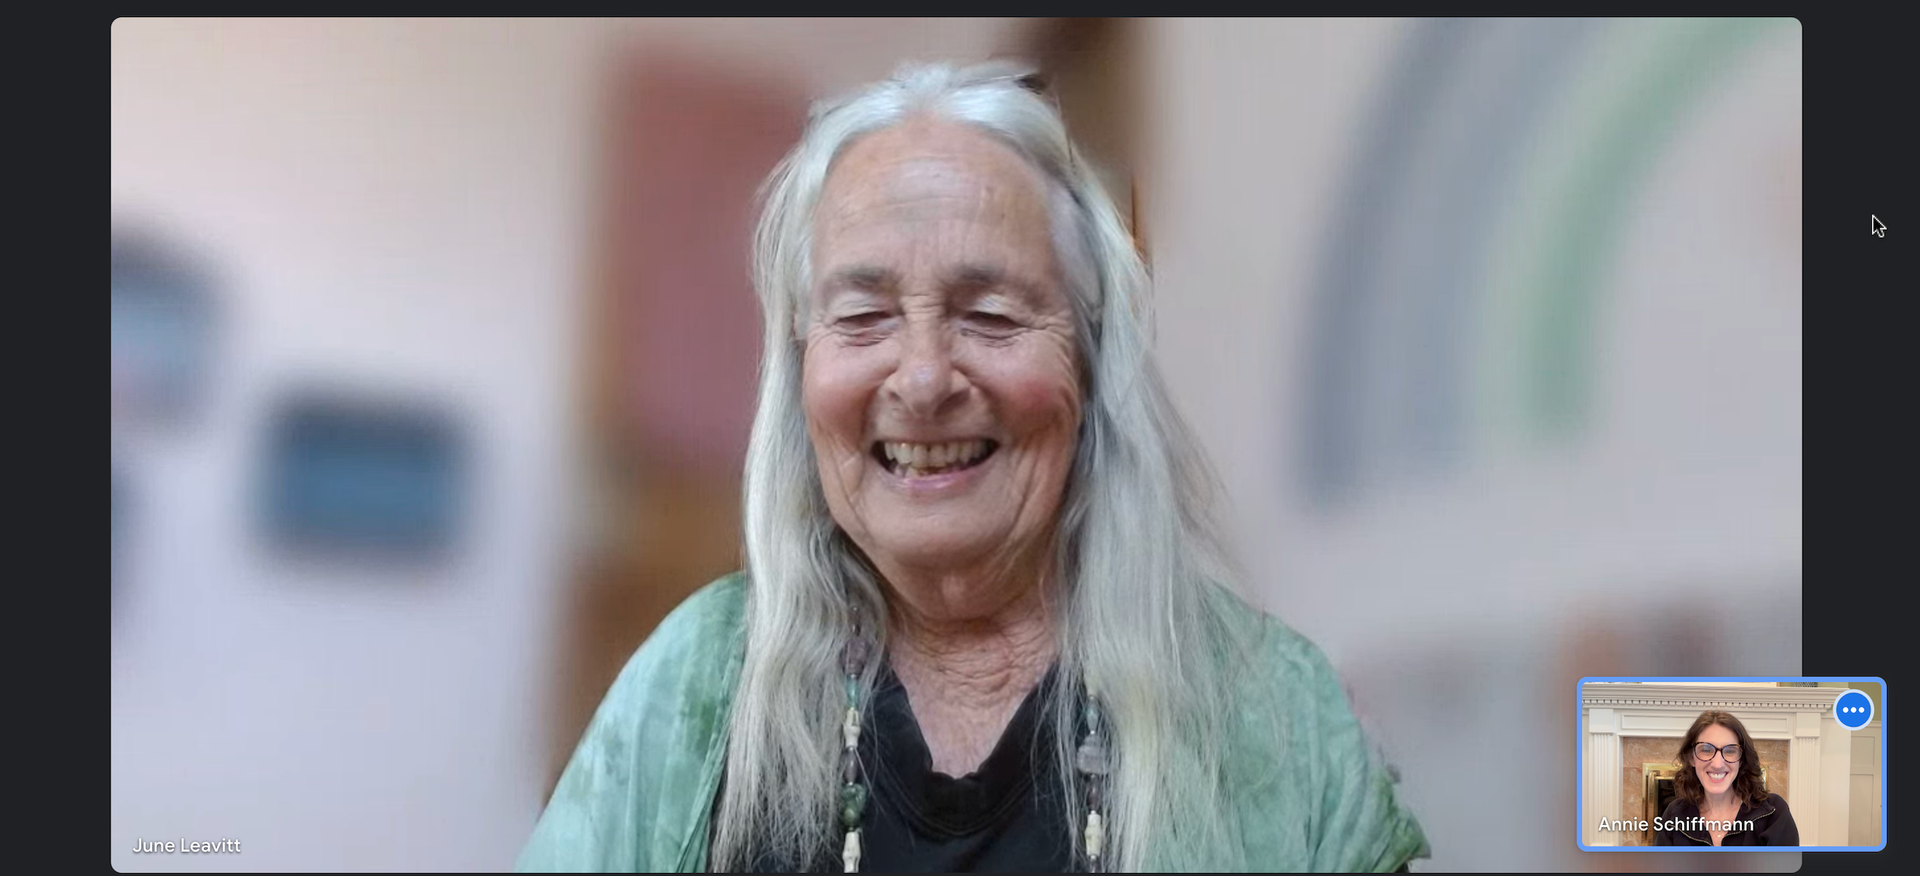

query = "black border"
[{"left": 1802, "top": 11, "right": 1902, "bottom": 874}]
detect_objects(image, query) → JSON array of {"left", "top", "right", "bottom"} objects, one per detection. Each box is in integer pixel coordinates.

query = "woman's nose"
[{"left": 883, "top": 323, "right": 965, "bottom": 416}]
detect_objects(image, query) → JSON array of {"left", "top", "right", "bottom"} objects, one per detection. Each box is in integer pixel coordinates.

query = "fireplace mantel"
[{"left": 1581, "top": 682, "right": 1851, "bottom": 847}]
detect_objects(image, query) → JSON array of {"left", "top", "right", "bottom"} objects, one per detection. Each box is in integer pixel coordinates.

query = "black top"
[
  {"left": 1653, "top": 792, "right": 1799, "bottom": 846},
  {"left": 747, "top": 661, "right": 1079, "bottom": 872}
]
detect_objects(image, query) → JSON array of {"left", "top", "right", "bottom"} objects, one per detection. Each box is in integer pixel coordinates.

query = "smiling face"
[
  {"left": 800, "top": 117, "right": 1082, "bottom": 611},
  {"left": 1693, "top": 722, "right": 1742, "bottom": 798}
]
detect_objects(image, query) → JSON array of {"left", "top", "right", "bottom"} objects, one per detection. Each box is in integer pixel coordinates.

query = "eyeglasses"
[{"left": 1693, "top": 742, "right": 1743, "bottom": 763}]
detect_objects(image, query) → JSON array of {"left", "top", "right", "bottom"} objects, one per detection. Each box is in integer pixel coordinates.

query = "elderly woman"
[{"left": 517, "top": 62, "right": 1428, "bottom": 872}]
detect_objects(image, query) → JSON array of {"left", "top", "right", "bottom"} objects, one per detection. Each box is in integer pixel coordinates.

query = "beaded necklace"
[{"left": 834, "top": 631, "right": 1109, "bottom": 872}]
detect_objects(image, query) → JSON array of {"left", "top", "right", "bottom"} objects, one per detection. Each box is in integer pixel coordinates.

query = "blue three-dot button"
[{"left": 1834, "top": 689, "right": 1874, "bottom": 730}]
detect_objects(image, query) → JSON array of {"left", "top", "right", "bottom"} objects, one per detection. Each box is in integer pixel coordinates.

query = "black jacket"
[{"left": 1653, "top": 792, "right": 1799, "bottom": 846}]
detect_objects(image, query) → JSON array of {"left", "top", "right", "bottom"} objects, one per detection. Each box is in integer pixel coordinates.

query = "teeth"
[{"left": 881, "top": 440, "right": 988, "bottom": 473}]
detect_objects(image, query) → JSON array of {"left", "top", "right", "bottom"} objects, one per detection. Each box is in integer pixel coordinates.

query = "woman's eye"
[
  {"left": 967, "top": 311, "right": 1020, "bottom": 330},
  {"left": 837, "top": 312, "right": 889, "bottom": 330}
]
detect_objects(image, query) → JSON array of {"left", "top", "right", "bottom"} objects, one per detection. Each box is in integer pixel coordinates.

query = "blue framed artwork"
[
  {"left": 112, "top": 464, "right": 133, "bottom": 605},
  {"left": 259, "top": 392, "right": 467, "bottom": 562},
  {"left": 112, "top": 230, "right": 217, "bottom": 431}
]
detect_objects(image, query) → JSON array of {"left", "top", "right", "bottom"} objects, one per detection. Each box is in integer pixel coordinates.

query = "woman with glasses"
[{"left": 1653, "top": 710, "right": 1799, "bottom": 845}]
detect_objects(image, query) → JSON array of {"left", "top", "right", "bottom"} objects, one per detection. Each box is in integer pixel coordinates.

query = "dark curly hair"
[{"left": 1673, "top": 710, "right": 1769, "bottom": 807}]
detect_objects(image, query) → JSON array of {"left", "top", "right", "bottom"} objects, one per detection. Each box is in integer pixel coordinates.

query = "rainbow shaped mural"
[{"left": 1298, "top": 17, "right": 1797, "bottom": 509}]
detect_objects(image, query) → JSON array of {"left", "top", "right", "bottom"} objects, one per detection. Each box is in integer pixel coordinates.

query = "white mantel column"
[
  {"left": 1587, "top": 708, "right": 1620, "bottom": 846},
  {"left": 1788, "top": 710, "right": 1821, "bottom": 842},
  {"left": 1818, "top": 710, "right": 1851, "bottom": 845}
]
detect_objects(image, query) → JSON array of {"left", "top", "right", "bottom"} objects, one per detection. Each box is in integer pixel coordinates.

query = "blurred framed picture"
[
  {"left": 112, "top": 230, "right": 217, "bottom": 431},
  {"left": 259, "top": 391, "right": 466, "bottom": 563},
  {"left": 112, "top": 464, "right": 133, "bottom": 603}
]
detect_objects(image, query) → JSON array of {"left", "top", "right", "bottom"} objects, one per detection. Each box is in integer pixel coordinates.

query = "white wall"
[
  {"left": 1144, "top": 18, "right": 1801, "bottom": 871},
  {"left": 111, "top": 17, "right": 597, "bottom": 871},
  {"left": 1849, "top": 721, "right": 1882, "bottom": 847}
]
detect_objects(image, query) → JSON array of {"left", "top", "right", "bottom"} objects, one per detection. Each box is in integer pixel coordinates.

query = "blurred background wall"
[
  {"left": 1144, "top": 18, "right": 1802, "bottom": 872},
  {"left": 111, "top": 18, "right": 603, "bottom": 873},
  {"left": 111, "top": 18, "right": 1801, "bottom": 872}
]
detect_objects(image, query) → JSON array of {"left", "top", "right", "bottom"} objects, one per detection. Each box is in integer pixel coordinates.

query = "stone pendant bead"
[
  {"left": 1083, "top": 700, "right": 1101, "bottom": 735},
  {"left": 840, "top": 637, "right": 871, "bottom": 677},
  {"left": 1075, "top": 740, "right": 1110, "bottom": 776},
  {"left": 841, "top": 829, "right": 861, "bottom": 872},
  {"left": 1084, "top": 777, "right": 1101, "bottom": 810},
  {"left": 843, "top": 675, "right": 859, "bottom": 707},
  {"left": 839, "top": 782, "right": 868, "bottom": 828},
  {"left": 841, "top": 748, "right": 860, "bottom": 784},
  {"left": 1084, "top": 810, "right": 1105, "bottom": 859}
]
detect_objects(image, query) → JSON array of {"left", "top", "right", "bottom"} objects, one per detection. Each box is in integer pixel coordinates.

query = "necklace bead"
[
  {"left": 842, "top": 707, "right": 862, "bottom": 750},
  {"left": 839, "top": 782, "right": 868, "bottom": 828},
  {"left": 1076, "top": 740, "right": 1110, "bottom": 776},
  {"left": 840, "top": 638, "right": 871, "bottom": 676},
  {"left": 841, "top": 829, "right": 861, "bottom": 872}
]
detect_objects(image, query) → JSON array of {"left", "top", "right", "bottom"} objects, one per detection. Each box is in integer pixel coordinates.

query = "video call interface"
[{"left": 113, "top": 16, "right": 1890, "bottom": 874}]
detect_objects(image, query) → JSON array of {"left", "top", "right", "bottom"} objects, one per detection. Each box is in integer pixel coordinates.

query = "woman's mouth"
[
  {"left": 872, "top": 439, "right": 998, "bottom": 478},
  {"left": 1706, "top": 768, "right": 1731, "bottom": 783}
]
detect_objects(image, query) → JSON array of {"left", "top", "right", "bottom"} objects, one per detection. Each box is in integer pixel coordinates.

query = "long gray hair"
[{"left": 713, "top": 60, "right": 1258, "bottom": 872}]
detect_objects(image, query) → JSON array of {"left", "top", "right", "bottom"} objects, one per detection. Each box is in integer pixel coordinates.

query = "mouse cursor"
[{"left": 1872, "top": 215, "right": 1887, "bottom": 238}]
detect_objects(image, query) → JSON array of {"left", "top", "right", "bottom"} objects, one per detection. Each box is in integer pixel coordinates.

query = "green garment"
[{"left": 517, "top": 573, "right": 1429, "bottom": 872}]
